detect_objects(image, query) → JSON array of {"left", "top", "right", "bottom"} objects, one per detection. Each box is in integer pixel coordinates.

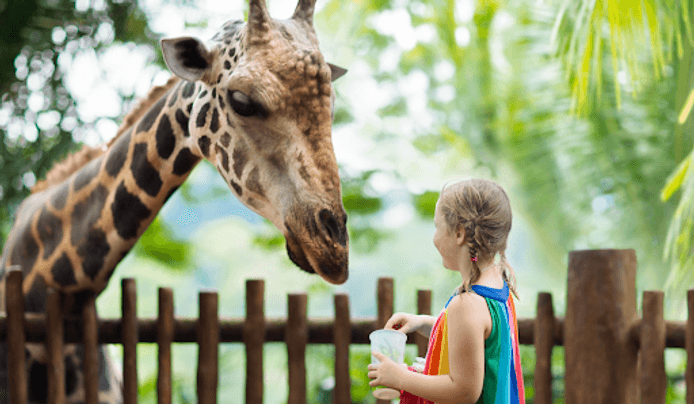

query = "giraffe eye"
[{"left": 228, "top": 90, "right": 264, "bottom": 117}]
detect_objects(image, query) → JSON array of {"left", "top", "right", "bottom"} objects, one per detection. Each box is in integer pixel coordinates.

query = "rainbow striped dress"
[{"left": 400, "top": 282, "right": 525, "bottom": 404}]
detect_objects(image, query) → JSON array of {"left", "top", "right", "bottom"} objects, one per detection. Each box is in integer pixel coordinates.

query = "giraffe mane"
[{"left": 31, "top": 76, "right": 181, "bottom": 194}]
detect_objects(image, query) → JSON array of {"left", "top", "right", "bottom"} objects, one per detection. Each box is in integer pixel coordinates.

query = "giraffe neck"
[{"left": 1, "top": 80, "right": 203, "bottom": 313}]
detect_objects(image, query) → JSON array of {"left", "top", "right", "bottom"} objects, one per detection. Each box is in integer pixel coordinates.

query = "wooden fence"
[{"left": 1, "top": 249, "right": 693, "bottom": 403}]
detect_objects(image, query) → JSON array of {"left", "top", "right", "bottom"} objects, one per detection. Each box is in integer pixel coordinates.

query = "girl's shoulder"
[
  {"left": 447, "top": 291, "right": 492, "bottom": 338},
  {"left": 448, "top": 291, "right": 490, "bottom": 321}
]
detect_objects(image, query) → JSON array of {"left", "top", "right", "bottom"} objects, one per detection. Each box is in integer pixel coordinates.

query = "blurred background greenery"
[{"left": 2, "top": 0, "right": 694, "bottom": 401}]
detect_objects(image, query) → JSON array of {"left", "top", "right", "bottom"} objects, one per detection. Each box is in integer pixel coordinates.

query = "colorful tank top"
[{"left": 400, "top": 282, "right": 525, "bottom": 404}]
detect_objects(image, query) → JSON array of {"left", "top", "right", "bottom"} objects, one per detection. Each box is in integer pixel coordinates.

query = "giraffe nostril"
[{"left": 318, "top": 209, "right": 346, "bottom": 246}]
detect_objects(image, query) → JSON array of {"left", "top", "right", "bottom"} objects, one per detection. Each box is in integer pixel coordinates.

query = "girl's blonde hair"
[{"left": 438, "top": 178, "right": 518, "bottom": 297}]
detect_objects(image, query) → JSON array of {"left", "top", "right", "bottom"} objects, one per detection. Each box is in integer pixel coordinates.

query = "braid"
[
  {"left": 460, "top": 220, "right": 482, "bottom": 293},
  {"left": 465, "top": 221, "right": 479, "bottom": 262}
]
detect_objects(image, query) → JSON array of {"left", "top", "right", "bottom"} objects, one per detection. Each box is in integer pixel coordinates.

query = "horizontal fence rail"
[
  {"left": 2, "top": 265, "right": 694, "bottom": 404},
  {"left": 2, "top": 304, "right": 694, "bottom": 348}
]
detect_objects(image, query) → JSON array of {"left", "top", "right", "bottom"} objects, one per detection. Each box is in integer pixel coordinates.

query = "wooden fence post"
[
  {"left": 641, "top": 290, "right": 665, "bottom": 404},
  {"left": 121, "top": 278, "right": 138, "bottom": 404},
  {"left": 6, "top": 269, "right": 27, "bottom": 404},
  {"left": 157, "top": 288, "right": 174, "bottom": 404},
  {"left": 245, "top": 279, "right": 265, "bottom": 404},
  {"left": 287, "top": 294, "right": 308, "bottom": 404},
  {"left": 376, "top": 277, "right": 394, "bottom": 404},
  {"left": 46, "top": 288, "right": 65, "bottom": 404},
  {"left": 534, "top": 292, "right": 554, "bottom": 404},
  {"left": 82, "top": 297, "right": 99, "bottom": 404},
  {"left": 416, "top": 290, "right": 431, "bottom": 358},
  {"left": 333, "top": 293, "right": 351, "bottom": 404},
  {"left": 197, "top": 291, "right": 219, "bottom": 404},
  {"left": 565, "top": 249, "right": 638, "bottom": 404}
]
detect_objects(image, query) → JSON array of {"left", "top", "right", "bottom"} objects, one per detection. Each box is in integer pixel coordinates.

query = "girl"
[{"left": 367, "top": 179, "right": 525, "bottom": 404}]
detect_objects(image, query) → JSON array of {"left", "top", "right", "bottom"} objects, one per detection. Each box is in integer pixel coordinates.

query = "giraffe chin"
[{"left": 285, "top": 235, "right": 349, "bottom": 285}]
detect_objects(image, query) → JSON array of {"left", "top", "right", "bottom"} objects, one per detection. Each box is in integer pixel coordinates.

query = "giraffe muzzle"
[{"left": 284, "top": 207, "right": 349, "bottom": 284}]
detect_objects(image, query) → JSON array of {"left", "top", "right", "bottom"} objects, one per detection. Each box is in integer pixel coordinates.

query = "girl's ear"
[{"left": 456, "top": 226, "right": 466, "bottom": 246}]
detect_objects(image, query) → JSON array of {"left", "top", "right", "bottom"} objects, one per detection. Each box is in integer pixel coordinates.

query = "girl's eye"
[{"left": 227, "top": 90, "right": 265, "bottom": 117}]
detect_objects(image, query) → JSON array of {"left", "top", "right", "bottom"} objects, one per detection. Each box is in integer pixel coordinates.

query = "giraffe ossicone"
[{"left": 0, "top": 0, "right": 349, "bottom": 402}]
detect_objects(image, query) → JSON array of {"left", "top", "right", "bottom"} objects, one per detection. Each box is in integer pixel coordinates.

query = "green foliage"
[
  {"left": 552, "top": 0, "right": 693, "bottom": 113},
  {"left": 134, "top": 215, "right": 190, "bottom": 270},
  {"left": 0, "top": 0, "right": 160, "bottom": 245},
  {"left": 138, "top": 372, "right": 193, "bottom": 403},
  {"left": 413, "top": 191, "right": 439, "bottom": 219}
]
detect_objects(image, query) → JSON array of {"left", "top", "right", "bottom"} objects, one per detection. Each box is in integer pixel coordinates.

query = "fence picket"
[
  {"left": 6, "top": 269, "right": 27, "bottom": 404},
  {"left": 46, "top": 287, "right": 65, "bottom": 404},
  {"left": 641, "top": 291, "right": 666, "bottom": 404},
  {"left": 334, "top": 293, "right": 351, "bottom": 404},
  {"left": 245, "top": 279, "right": 265, "bottom": 404},
  {"left": 376, "top": 277, "right": 395, "bottom": 404},
  {"left": 121, "top": 278, "right": 138, "bottom": 404},
  {"left": 416, "top": 290, "right": 431, "bottom": 358},
  {"left": 287, "top": 294, "right": 308, "bottom": 404},
  {"left": 82, "top": 297, "right": 99, "bottom": 404},
  {"left": 534, "top": 292, "right": 554, "bottom": 404},
  {"left": 157, "top": 288, "right": 174, "bottom": 404},
  {"left": 197, "top": 291, "right": 219, "bottom": 404}
]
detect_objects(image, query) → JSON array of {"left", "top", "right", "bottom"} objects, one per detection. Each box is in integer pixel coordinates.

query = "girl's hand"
[
  {"left": 385, "top": 312, "right": 424, "bottom": 334},
  {"left": 367, "top": 351, "right": 408, "bottom": 390}
]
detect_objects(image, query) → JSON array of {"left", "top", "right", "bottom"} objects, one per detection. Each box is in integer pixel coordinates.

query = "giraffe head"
[{"left": 160, "top": 0, "right": 349, "bottom": 284}]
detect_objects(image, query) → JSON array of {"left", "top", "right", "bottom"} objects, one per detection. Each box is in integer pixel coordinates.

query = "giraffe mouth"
[{"left": 284, "top": 221, "right": 349, "bottom": 285}]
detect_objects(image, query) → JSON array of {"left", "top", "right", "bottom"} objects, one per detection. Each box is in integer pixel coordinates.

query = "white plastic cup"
[
  {"left": 369, "top": 329, "right": 407, "bottom": 400},
  {"left": 369, "top": 329, "right": 407, "bottom": 364}
]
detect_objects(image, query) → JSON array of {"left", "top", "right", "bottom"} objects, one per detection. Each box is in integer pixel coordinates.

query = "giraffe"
[{"left": 0, "top": 0, "right": 349, "bottom": 402}]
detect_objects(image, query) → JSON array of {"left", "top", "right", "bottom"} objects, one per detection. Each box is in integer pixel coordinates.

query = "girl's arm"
[
  {"left": 415, "top": 314, "right": 437, "bottom": 338},
  {"left": 398, "top": 293, "right": 487, "bottom": 404}
]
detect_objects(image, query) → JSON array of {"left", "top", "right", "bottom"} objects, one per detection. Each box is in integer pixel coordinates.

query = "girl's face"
[{"left": 433, "top": 199, "right": 464, "bottom": 271}]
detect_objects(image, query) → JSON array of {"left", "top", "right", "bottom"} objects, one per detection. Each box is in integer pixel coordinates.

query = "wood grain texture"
[
  {"left": 121, "top": 278, "right": 138, "bottom": 404},
  {"left": 534, "top": 292, "right": 554, "bottom": 404},
  {"left": 197, "top": 291, "right": 219, "bottom": 404},
  {"left": 244, "top": 279, "right": 264, "bottom": 404},
  {"left": 565, "top": 249, "right": 638, "bottom": 404},
  {"left": 333, "top": 293, "right": 351, "bottom": 404},
  {"left": 286, "top": 294, "right": 307, "bottom": 404}
]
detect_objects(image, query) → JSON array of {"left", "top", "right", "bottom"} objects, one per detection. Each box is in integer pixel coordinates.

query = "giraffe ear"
[
  {"left": 161, "top": 37, "right": 213, "bottom": 82},
  {"left": 328, "top": 63, "right": 347, "bottom": 82}
]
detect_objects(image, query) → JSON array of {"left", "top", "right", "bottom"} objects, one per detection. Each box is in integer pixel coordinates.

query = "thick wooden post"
[{"left": 565, "top": 249, "right": 638, "bottom": 404}]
